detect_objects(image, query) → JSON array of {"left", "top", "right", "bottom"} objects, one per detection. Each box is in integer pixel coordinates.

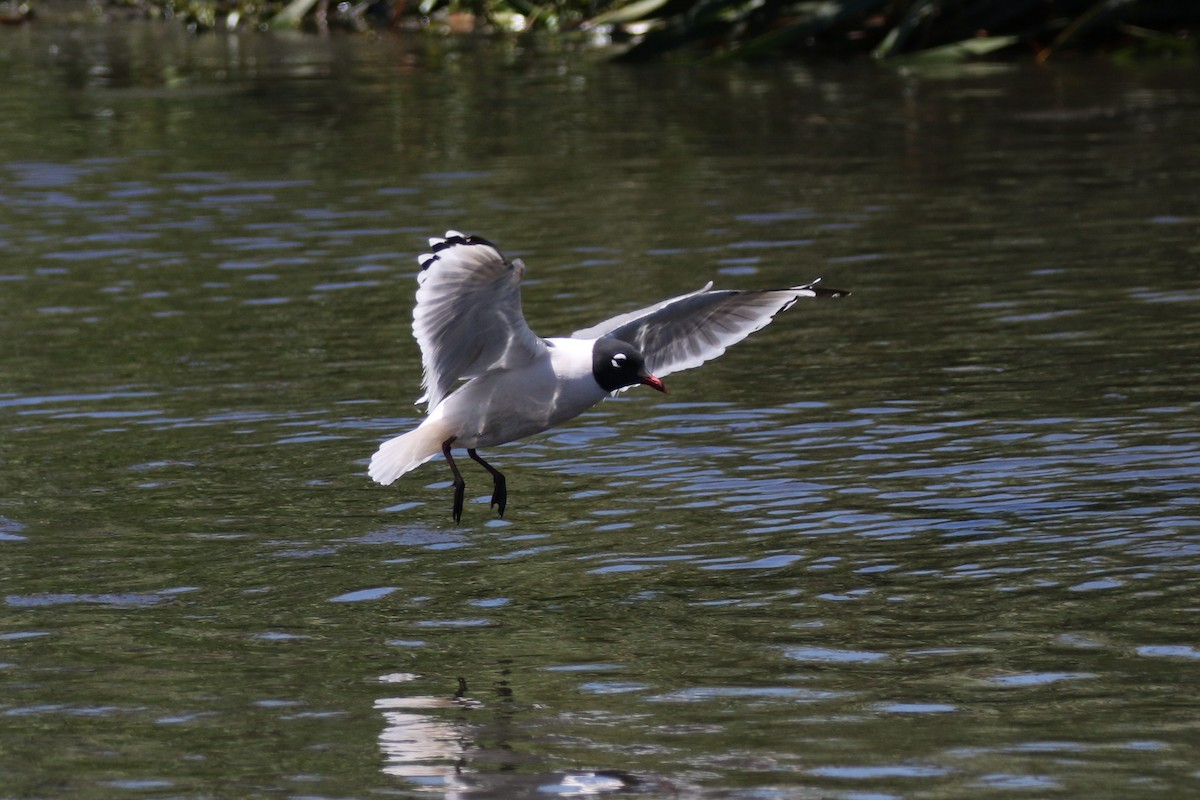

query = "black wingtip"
[
  {"left": 432, "top": 233, "right": 495, "bottom": 253},
  {"left": 802, "top": 278, "right": 850, "bottom": 298},
  {"left": 419, "top": 232, "right": 498, "bottom": 271}
]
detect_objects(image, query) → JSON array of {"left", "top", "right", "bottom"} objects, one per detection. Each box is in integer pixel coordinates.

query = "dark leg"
[
  {"left": 468, "top": 449, "right": 507, "bottom": 517},
  {"left": 442, "top": 437, "right": 465, "bottom": 523}
]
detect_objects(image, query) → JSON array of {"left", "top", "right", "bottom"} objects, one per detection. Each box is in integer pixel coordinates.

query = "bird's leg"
[
  {"left": 442, "top": 437, "right": 465, "bottom": 523},
  {"left": 468, "top": 449, "right": 507, "bottom": 517}
]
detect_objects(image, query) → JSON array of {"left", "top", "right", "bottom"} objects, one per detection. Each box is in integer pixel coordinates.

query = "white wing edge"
[
  {"left": 573, "top": 279, "right": 847, "bottom": 380},
  {"left": 570, "top": 281, "right": 714, "bottom": 340}
]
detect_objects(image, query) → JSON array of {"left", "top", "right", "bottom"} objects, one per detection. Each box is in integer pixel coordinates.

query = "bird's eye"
[{"left": 610, "top": 354, "right": 627, "bottom": 369}]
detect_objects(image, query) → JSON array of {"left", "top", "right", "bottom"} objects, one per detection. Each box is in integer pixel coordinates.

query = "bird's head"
[{"left": 591, "top": 338, "right": 667, "bottom": 394}]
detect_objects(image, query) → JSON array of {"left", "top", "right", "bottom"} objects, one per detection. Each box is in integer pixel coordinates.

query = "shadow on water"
[{"left": 2, "top": 18, "right": 1200, "bottom": 800}]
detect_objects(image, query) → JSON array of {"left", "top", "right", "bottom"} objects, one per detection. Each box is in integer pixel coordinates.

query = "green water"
[{"left": 2, "top": 21, "right": 1199, "bottom": 799}]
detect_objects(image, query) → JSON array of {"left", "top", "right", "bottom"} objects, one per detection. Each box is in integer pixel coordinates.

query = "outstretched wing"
[
  {"left": 413, "top": 231, "right": 546, "bottom": 411},
  {"left": 571, "top": 280, "right": 848, "bottom": 379}
]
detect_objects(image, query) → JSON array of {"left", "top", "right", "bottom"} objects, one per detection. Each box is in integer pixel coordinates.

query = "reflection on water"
[
  {"left": 2, "top": 18, "right": 1200, "bottom": 800},
  {"left": 376, "top": 673, "right": 652, "bottom": 797},
  {"left": 376, "top": 673, "right": 474, "bottom": 795}
]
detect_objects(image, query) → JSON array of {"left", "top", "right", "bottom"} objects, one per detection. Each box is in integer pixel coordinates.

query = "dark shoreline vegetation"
[{"left": 5, "top": 0, "right": 1200, "bottom": 61}]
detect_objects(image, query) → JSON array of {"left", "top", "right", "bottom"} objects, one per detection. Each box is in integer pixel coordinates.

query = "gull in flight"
[{"left": 369, "top": 231, "right": 849, "bottom": 521}]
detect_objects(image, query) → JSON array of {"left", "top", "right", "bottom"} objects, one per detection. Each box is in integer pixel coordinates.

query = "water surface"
[{"left": 2, "top": 22, "right": 1199, "bottom": 799}]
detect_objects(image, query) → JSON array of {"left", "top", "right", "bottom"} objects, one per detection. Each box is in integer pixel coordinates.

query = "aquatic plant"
[{"left": 81, "top": 0, "right": 1200, "bottom": 60}]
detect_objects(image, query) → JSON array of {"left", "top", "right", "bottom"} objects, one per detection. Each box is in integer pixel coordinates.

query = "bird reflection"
[
  {"left": 374, "top": 672, "right": 478, "bottom": 797},
  {"left": 374, "top": 672, "right": 649, "bottom": 797}
]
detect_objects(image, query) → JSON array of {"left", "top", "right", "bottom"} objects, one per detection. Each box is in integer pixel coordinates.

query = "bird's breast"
[{"left": 435, "top": 339, "right": 606, "bottom": 449}]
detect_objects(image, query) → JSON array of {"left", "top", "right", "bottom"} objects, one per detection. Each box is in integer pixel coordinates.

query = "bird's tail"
[{"left": 368, "top": 420, "right": 452, "bottom": 486}]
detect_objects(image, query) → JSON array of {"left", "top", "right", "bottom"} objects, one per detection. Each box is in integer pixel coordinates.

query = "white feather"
[{"left": 368, "top": 418, "right": 454, "bottom": 486}]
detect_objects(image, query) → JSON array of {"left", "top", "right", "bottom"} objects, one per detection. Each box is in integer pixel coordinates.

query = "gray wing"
[
  {"left": 571, "top": 280, "right": 848, "bottom": 378},
  {"left": 413, "top": 231, "right": 546, "bottom": 411}
]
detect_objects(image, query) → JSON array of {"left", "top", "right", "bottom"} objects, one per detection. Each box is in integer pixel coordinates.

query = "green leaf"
[
  {"left": 870, "top": 0, "right": 939, "bottom": 60},
  {"left": 886, "top": 35, "right": 1018, "bottom": 63},
  {"left": 586, "top": 0, "right": 674, "bottom": 27},
  {"left": 717, "top": 0, "right": 891, "bottom": 61},
  {"left": 270, "top": 0, "right": 322, "bottom": 28}
]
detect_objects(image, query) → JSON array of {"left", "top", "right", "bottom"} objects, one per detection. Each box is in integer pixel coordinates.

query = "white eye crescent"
[{"left": 610, "top": 353, "right": 628, "bottom": 369}]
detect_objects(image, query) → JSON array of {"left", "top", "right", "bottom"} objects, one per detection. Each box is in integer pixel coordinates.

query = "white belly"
[{"left": 432, "top": 338, "right": 606, "bottom": 449}]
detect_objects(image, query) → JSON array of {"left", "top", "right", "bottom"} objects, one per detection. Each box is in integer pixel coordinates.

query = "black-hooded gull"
[{"left": 369, "top": 230, "right": 849, "bottom": 522}]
